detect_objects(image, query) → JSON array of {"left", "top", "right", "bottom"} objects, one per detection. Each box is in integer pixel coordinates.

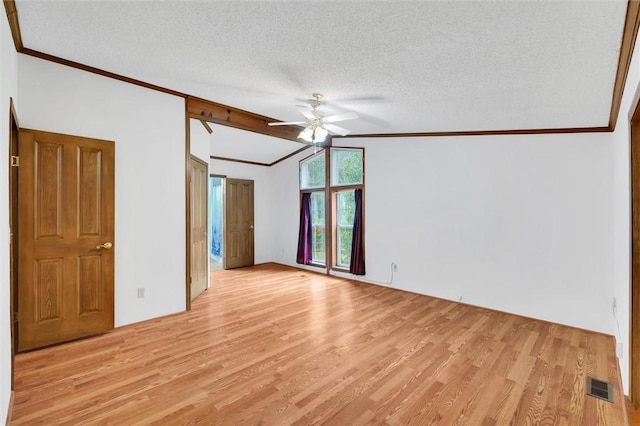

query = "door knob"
[
  {"left": 96, "top": 242, "right": 113, "bottom": 250},
  {"left": 249, "top": 225, "right": 254, "bottom": 229}
]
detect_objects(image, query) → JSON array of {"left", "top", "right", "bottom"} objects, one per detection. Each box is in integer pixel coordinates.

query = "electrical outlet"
[
  {"left": 137, "top": 288, "right": 145, "bottom": 298},
  {"left": 391, "top": 263, "right": 398, "bottom": 272}
]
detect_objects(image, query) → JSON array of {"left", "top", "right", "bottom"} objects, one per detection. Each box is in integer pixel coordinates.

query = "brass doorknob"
[
  {"left": 249, "top": 225, "right": 254, "bottom": 229},
  {"left": 96, "top": 242, "right": 113, "bottom": 250}
]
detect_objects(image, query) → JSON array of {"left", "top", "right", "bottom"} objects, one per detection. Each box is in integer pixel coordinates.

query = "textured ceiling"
[{"left": 15, "top": 0, "right": 628, "bottom": 139}]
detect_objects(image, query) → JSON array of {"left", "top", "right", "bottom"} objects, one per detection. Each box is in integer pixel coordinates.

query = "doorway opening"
[{"left": 209, "top": 176, "right": 223, "bottom": 271}]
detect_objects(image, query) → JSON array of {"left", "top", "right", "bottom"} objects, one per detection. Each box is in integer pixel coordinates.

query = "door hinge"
[{"left": 10, "top": 156, "right": 19, "bottom": 167}]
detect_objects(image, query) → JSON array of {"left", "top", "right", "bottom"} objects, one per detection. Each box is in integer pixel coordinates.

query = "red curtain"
[
  {"left": 296, "top": 193, "right": 312, "bottom": 264},
  {"left": 349, "top": 189, "right": 365, "bottom": 275}
]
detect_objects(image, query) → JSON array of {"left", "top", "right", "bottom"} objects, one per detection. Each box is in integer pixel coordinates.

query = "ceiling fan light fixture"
[
  {"left": 299, "top": 125, "right": 329, "bottom": 144},
  {"left": 314, "top": 126, "right": 328, "bottom": 142},
  {"left": 281, "top": 93, "right": 358, "bottom": 143},
  {"left": 299, "top": 127, "right": 314, "bottom": 142}
]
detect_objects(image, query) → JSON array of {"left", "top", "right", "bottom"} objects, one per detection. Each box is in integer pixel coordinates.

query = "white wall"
[
  {"left": 17, "top": 55, "right": 186, "bottom": 326},
  {"left": 190, "top": 119, "right": 210, "bottom": 162},
  {"left": 0, "top": 10, "right": 17, "bottom": 423},
  {"left": 273, "top": 134, "right": 616, "bottom": 336},
  {"left": 612, "top": 32, "right": 640, "bottom": 393},
  {"left": 190, "top": 118, "right": 275, "bottom": 265},
  {"left": 210, "top": 159, "right": 275, "bottom": 265},
  {"left": 271, "top": 149, "right": 322, "bottom": 274}
]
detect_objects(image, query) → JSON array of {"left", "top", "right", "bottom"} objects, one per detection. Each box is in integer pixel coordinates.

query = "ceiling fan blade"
[
  {"left": 323, "top": 111, "right": 359, "bottom": 123},
  {"left": 268, "top": 121, "right": 306, "bottom": 126},
  {"left": 324, "top": 123, "right": 351, "bottom": 136},
  {"left": 296, "top": 105, "right": 317, "bottom": 120}
]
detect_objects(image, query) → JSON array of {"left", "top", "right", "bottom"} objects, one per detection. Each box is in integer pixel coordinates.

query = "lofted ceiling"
[{"left": 8, "top": 0, "right": 633, "bottom": 161}]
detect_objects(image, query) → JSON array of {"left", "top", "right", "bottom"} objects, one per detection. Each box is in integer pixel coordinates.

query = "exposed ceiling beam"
[{"left": 187, "top": 96, "right": 303, "bottom": 143}]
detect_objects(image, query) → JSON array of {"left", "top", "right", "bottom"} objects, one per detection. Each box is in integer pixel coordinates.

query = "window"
[
  {"left": 310, "top": 192, "right": 326, "bottom": 264},
  {"left": 331, "top": 148, "right": 363, "bottom": 187},
  {"left": 300, "top": 152, "right": 325, "bottom": 189},
  {"left": 330, "top": 148, "right": 363, "bottom": 270},
  {"left": 300, "top": 151, "right": 327, "bottom": 266},
  {"left": 299, "top": 147, "right": 364, "bottom": 270},
  {"left": 336, "top": 190, "right": 355, "bottom": 267}
]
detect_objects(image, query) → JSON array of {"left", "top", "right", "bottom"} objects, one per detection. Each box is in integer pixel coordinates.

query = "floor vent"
[{"left": 586, "top": 377, "right": 614, "bottom": 403}]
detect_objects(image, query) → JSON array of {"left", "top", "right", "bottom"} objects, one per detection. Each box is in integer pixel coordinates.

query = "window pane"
[
  {"left": 339, "top": 227, "right": 353, "bottom": 266},
  {"left": 310, "top": 192, "right": 326, "bottom": 264},
  {"left": 338, "top": 190, "right": 355, "bottom": 225},
  {"left": 331, "top": 148, "right": 363, "bottom": 186},
  {"left": 300, "top": 152, "right": 326, "bottom": 189},
  {"left": 336, "top": 190, "right": 354, "bottom": 267}
]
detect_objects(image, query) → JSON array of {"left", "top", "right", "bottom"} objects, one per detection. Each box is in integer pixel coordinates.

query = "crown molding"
[
  {"left": 345, "top": 126, "right": 611, "bottom": 139},
  {"left": 4, "top": 0, "right": 640, "bottom": 140},
  {"left": 20, "top": 48, "right": 187, "bottom": 98},
  {"left": 609, "top": 0, "right": 640, "bottom": 131},
  {"left": 3, "top": 1, "right": 22, "bottom": 50}
]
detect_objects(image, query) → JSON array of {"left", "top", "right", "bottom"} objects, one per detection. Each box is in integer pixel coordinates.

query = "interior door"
[
  {"left": 190, "top": 156, "right": 208, "bottom": 301},
  {"left": 224, "top": 178, "right": 254, "bottom": 269},
  {"left": 18, "top": 129, "right": 115, "bottom": 352}
]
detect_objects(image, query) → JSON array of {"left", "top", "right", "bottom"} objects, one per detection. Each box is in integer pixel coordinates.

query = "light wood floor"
[
  {"left": 11, "top": 263, "right": 626, "bottom": 425},
  {"left": 626, "top": 398, "right": 640, "bottom": 425}
]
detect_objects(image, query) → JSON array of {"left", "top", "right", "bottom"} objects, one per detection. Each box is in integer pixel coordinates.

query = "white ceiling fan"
[{"left": 268, "top": 93, "right": 359, "bottom": 143}]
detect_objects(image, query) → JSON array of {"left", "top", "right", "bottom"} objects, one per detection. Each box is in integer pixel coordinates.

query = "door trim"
[
  {"left": 185, "top": 103, "right": 192, "bottom": 310},
  {"left": 630, "top": 83, "right": 640, "bottom": 405},
  {"left": 8, "top": 97, "right": 19, "bottom": 389},
  {"left": 632, "top": 119, "right": 639, "bottom": 405}
]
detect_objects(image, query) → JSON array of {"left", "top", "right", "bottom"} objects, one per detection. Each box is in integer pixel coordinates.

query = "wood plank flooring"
[
  {"left": 626, "top": 398, "right": 640, "bottom": 425},
  {"left": 10, "top": 263, "right": 626, "bottom": 425}
]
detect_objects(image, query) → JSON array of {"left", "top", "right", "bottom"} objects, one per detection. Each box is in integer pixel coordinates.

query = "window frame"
[
  {"left": 334, "top": 188, "right": 356, "bottom": 268},
  {"left": 329, "top": 147, "right": 364, "bottom": 272},
  {"left": 299, "top": 149, "right": 328, "bottom": 268},
  {"left": 330, "top": 147, "right": 364, "bottom": 188},
  {"left": 309, "top": 190, "right": 326, "bottom": 266},
  {"left": 299, "top": 146, "right": 364, "bottom": 273},
  {"left": 299, "top": 150, "right": 326, "bottom": 190}
]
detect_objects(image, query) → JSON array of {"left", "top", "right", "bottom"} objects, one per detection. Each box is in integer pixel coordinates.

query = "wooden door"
[
  {"left": 224, "top": 178, "right": 254, "bottom": 269},
  {"left": 18, "top": 129, "right": 115, "bottom": 352},
  {"left": 190, "top": 156, "right": 208, "bottom": 301}
]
